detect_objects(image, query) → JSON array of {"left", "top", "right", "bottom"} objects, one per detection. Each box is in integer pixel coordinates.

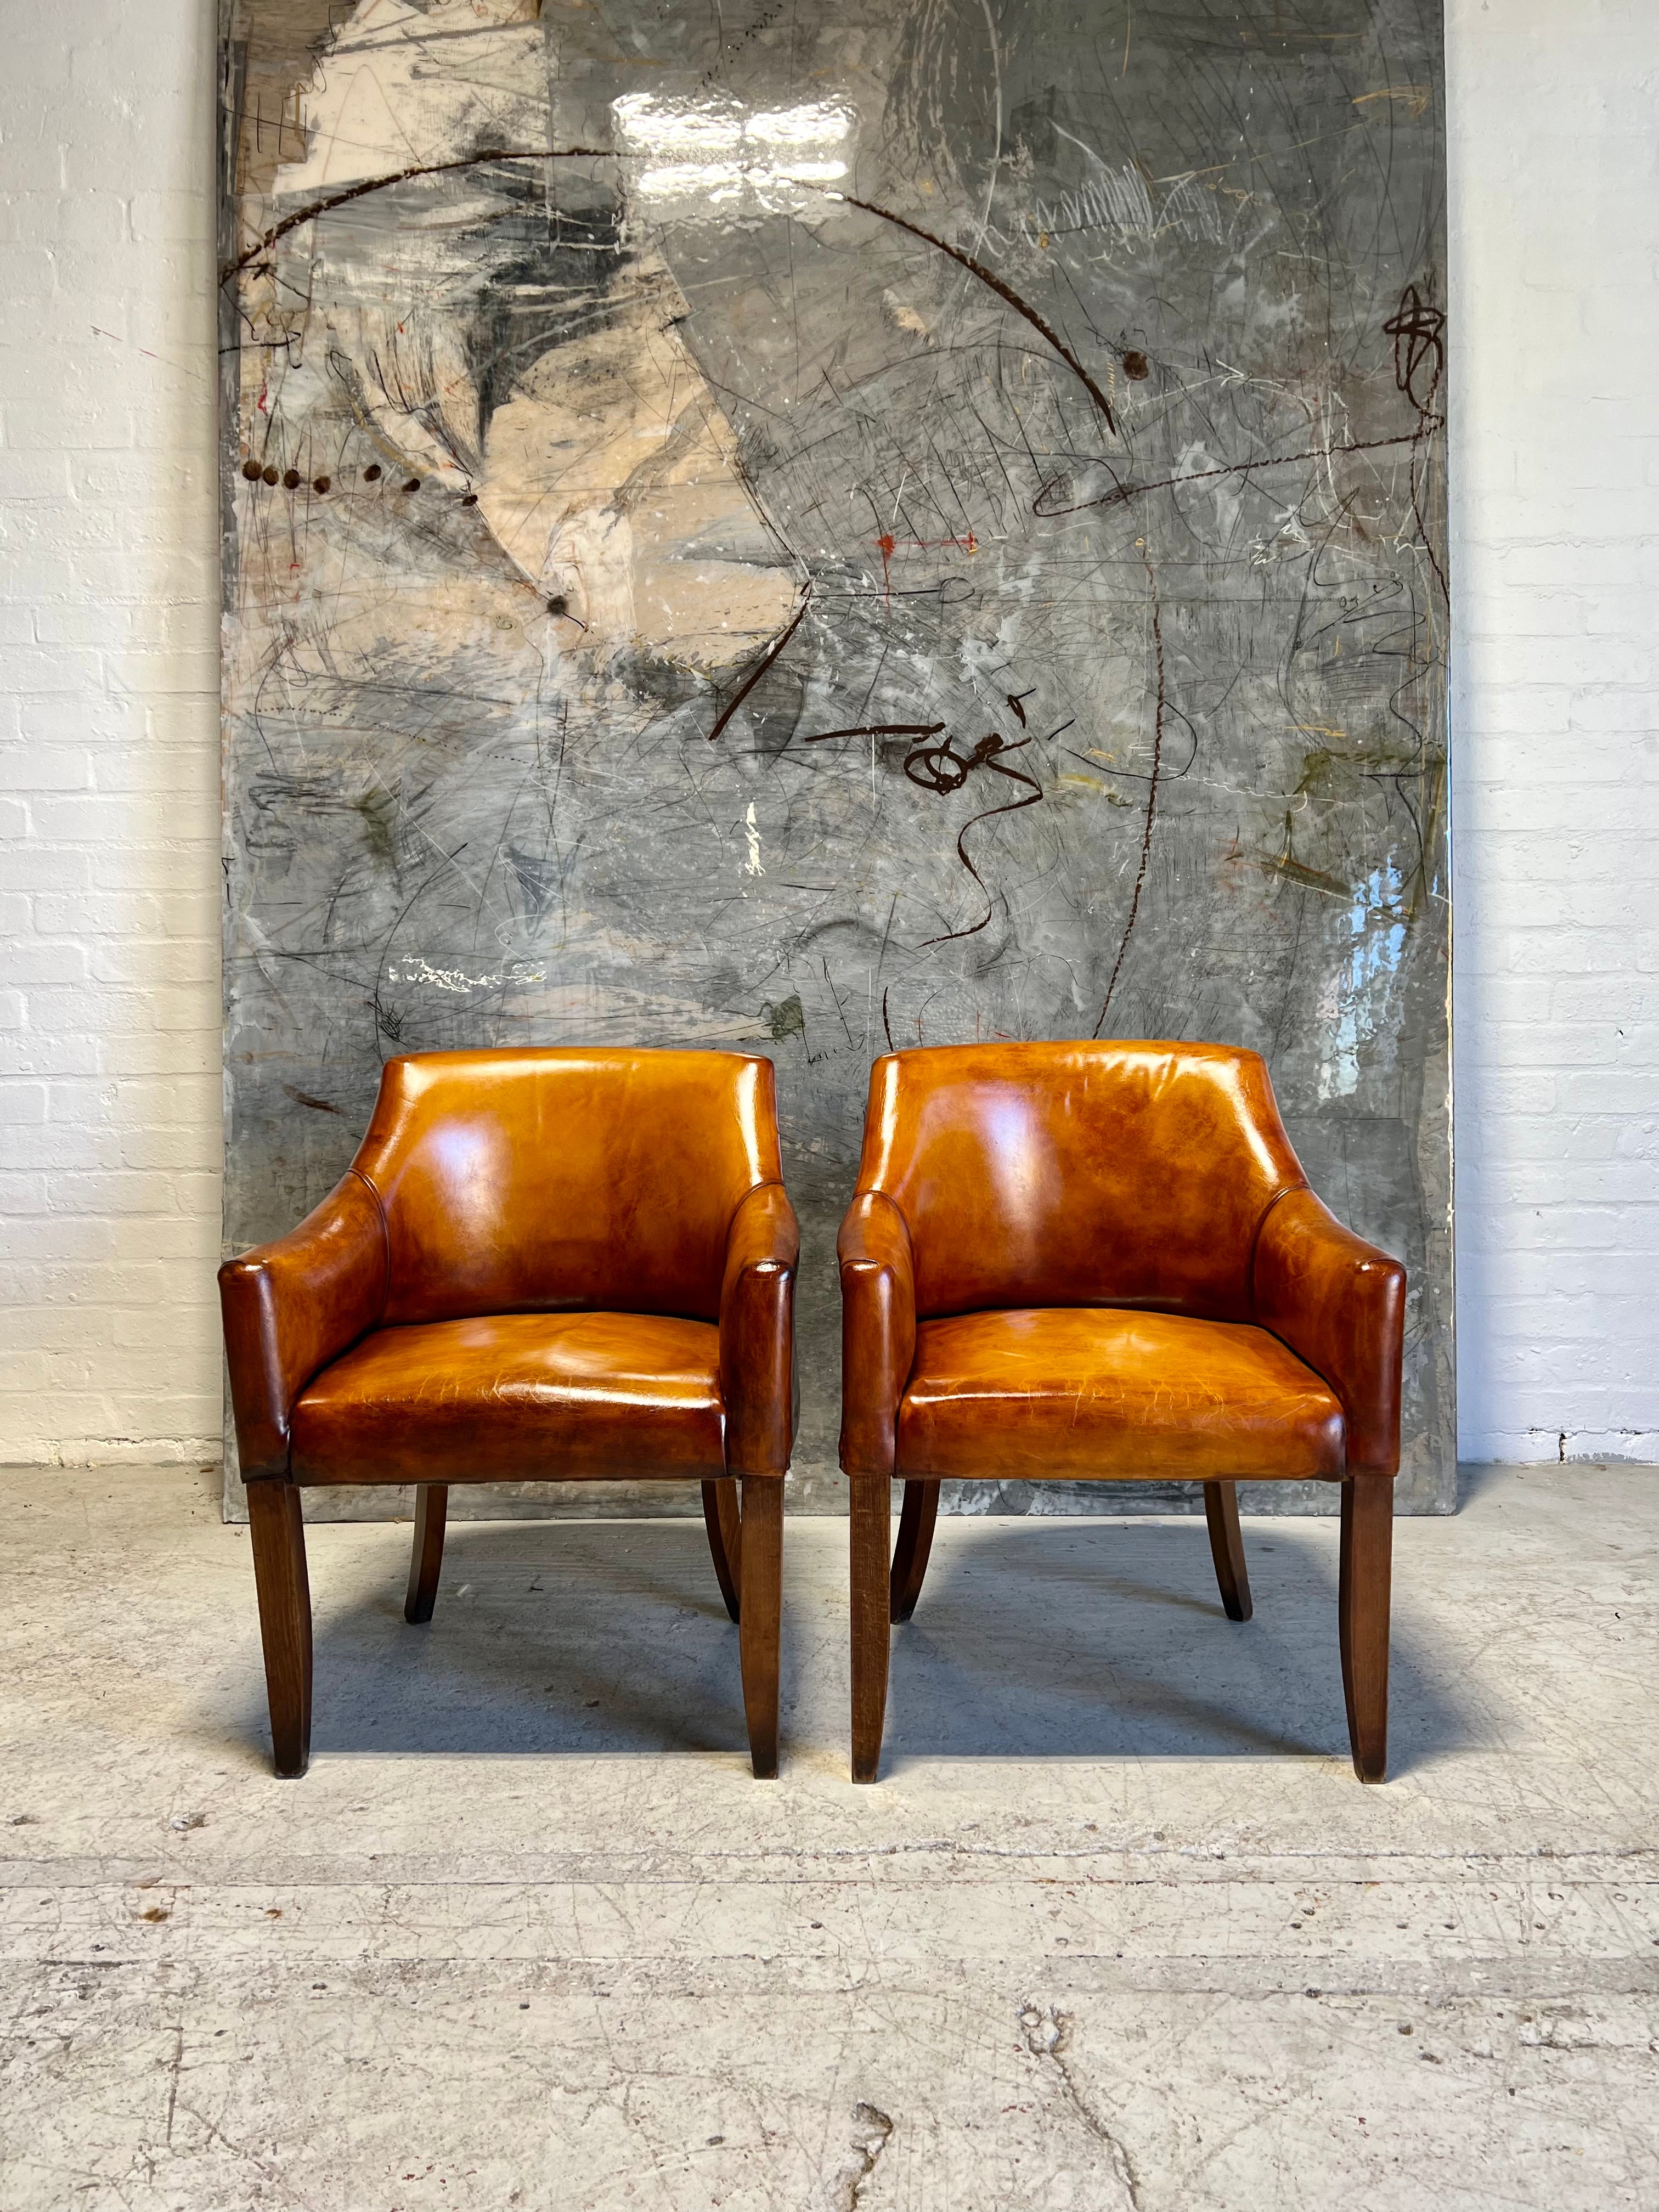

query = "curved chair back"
[
  {"left": 856, "top": 1041, "right": 1307, "bottom": 1321},
  {"left": 352, "top": 1049, "right": 781, "bottom": 1325}
]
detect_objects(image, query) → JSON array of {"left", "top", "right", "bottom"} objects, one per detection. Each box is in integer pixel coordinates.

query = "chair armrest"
[
  {"left": 1253, "top": 1188, "right": 1406, "bottom": 1477},
  {"left": 218, "top": 1170, "right": 388, "bottom": 1481},
  {"left": 837, "top": 1189, "right": 917, "bottom": 1479},
  {"left": 718, "top": 1182, "right": 800, "bottom": 1475}
]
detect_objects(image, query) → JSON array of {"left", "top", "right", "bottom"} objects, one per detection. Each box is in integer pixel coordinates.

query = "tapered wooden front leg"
[
  {"left": 246, "top": 1481, "right": 312, "bottom": 1779},
  {"left": 1203, "top": 1480, "right": 1252, "bottom": 1622},
  {"left": 702, "top": 1478, "right": 743, "bottom": 1624},
  {"left": 404, "top": 1483, "right": 448, "bottom": 1625},
  {"left": 890, "top": 1479, "right": 940, "bottom": 1624},
  {"left": 850, "top": 1475, "right": 891, "bottom": 1782},
  {"left": 737, "top": 1477, "right": 782, "bottom": 1778},
  {"left": 1339, "top": 1476, "right": 1393, "bottom": 1783}
]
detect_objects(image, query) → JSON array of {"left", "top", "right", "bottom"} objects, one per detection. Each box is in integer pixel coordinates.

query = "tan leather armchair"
[
  {"left": 221, "top": 1049, "right": 798, "bottom": 1779},
  {"left": 838, "top": 1042, "right": 1406, "bottom": 1784}
]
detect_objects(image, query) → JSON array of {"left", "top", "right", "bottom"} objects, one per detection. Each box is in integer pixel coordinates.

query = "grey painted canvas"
[{"left": 218, "top": 0, "right": 1451, "bottom": 1521}]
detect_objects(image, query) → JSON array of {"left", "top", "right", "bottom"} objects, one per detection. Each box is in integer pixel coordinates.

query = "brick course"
[{"left": 1, "top": 0, "right": 1655, "bottom": 1466}]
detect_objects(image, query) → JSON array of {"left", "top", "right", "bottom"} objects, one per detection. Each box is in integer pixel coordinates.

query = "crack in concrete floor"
[{"left": 0, "top": 1462, "right": 1655, "bottom": 2207}]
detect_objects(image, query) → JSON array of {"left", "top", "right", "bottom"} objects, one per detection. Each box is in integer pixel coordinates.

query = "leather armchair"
[
  {"left": 221, "top": 1048, "right": 798, "bottom": 1779},
  {"left": 837, "top": 1042, "right": 1405, "bottom": 1784}
]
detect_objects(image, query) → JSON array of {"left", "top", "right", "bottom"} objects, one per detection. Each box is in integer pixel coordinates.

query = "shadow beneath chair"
[
  {"left": 278, "top": 1522, "right": 754, "bottom": 1760},
  {"left": 882, "top": 1519, "right": 1468, "bottom": 1777}
]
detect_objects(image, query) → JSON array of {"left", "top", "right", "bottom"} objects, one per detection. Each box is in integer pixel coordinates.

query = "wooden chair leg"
[
  {"left": 701, "top": 1477, "right": 743, "bottom": 1624},
  {"left": 737, "top": 1477, "right": 782, "bottom": 1778},
  {"left": 1203, "top": 1479, "right": 1252, "bottom": 1622},
  {"left": 1339, "top": 1476, "right": 1393, "bottom": 1783},
  {"left": 850, "top": 1475, "right": 891, "bottom": 1782},
  {"left": 246, "top": 1481, "right": 312, "bottom": 1779},
  {"left": 404, "top": 1482, "right": 448, "bottom": 1624},
  {"left": 889, "top": 1479, "right": 940, "bottom": 1623}
]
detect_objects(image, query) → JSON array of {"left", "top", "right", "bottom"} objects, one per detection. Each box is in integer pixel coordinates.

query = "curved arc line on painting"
[
  {"left": 1093, "top": 547, "right": 1165, "bottom": 1037},
  {"left": 221, "top": 119, "right": 1158, "bottom": 990},
  {"left": 835, "top": 194, "right": 1122, "bottom": 439},
  {"left": 221, "top": 146, "right": 619, "bottom": 283}
]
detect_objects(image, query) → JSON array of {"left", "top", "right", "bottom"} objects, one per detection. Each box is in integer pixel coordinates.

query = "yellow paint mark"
[
  {"left": 1354, "top": 86, "right": 1431, "bottom": 117},
  {"left": 1288, "top": 723, "right": 1348, "bottom": 740},
  {"left": 1232, "top": 848, "right": 1348, "bottom": 899}
]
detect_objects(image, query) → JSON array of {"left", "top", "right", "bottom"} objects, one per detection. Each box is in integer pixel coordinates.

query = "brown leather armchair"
[
  {"left": 838, "top": 1042, "right": 1406, "bottom": 1784},
  {"left": 221, "top": 1049, "right": 798, "bottom": 1779}
]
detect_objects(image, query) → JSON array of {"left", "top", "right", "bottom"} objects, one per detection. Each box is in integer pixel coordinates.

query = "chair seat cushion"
[
  {"left": 896, "top": 1307, "right": 1345, "bottom": 1482},
  {"left": 290, "top": 1312, "right": 726, "bottom": 1485}
]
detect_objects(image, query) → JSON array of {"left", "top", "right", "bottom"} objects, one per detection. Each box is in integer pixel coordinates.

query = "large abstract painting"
[{"left": 218, "top": 0, "right": 1451, "bottom": 1516}]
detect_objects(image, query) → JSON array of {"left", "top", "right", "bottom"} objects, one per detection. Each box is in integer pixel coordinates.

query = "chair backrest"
[
  {"left": 856, "top": 1041, "right": 1308, "bottom": 1322},
  {"left": 351, "top": 1049, "right": 781, "bottom": 1325}
]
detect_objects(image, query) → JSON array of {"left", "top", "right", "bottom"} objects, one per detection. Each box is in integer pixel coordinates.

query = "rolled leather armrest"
[
  {"left": 837, "top": 1189, "right": 917, "bottom": 1479},
  {"left": 218, "top": 1170, "right": 388, "bottom": 1481},
  {"left": 1252, "top": 1187, "right": 1406, "bottom": 1478},
  {"left": 718, "top": 1182, "right": 800, "bottom": 1475}
]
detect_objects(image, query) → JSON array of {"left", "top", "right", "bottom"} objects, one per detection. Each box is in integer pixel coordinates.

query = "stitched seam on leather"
[
  {"left": 845, "top": 1193, "right": 914, "bottom": 1457},
  {"left": 347, "top": 1165, "right": 392, "bottom": 1324},
  {"left": 1246, "top": 1180, "right": 1308, "bottom": 1317},
  {"left": 755, "top": 1180, "right": 797, "bottom": 1265},
  {"left": 854, "top": 1187, "right": 915, "bottom": 1270},
  {"left": 723, "top": 1184, "right": 794, "bottom": 1464}
]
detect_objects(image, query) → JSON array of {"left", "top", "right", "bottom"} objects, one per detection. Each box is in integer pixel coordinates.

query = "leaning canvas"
[{"left": 217, "top": 0, "right": 1451, "bottom": 1516}]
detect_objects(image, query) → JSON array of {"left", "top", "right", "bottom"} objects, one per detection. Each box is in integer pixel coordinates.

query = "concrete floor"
[{"left": 1, "top": 1465, "right": 1654, "bottom": 2210}]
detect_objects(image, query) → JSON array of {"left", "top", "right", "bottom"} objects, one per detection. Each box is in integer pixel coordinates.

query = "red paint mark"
[
  {"left": 873, "top": 531, "right": 977, "bottom": 601},
  {"left": 257, "top": 382, "right": 269, "bottom": 415}
]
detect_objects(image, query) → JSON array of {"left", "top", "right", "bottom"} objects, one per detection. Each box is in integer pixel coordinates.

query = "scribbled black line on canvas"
[{"left": 218, "top": 0, "right": 1452, "bottom": 1519}]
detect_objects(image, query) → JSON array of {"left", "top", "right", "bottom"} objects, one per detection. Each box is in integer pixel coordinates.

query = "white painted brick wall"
[
  {"left": 1447, "top": 0, "right": 1659, "bottom": 1463},
  {"left": 0, "top": 1, "right": 222, "bottom": 1464},
  {"left": 1, "top": 0, "right": 1654, "bottom": 1468}
]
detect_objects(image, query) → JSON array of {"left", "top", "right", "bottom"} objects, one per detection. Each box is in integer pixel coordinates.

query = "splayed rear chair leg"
[
  {"left": 889, "top": 1479, "right": 940, "bottom": 1623},
  {"left": 404, "top": 1483, "right": 448, "bottom": 1624},
  {"left": 1203, "top": 1479, "right": 1252, "bottom": 1622},
  {"left": 702, "top": 1477, "right": 743, "bottom": 1623}
]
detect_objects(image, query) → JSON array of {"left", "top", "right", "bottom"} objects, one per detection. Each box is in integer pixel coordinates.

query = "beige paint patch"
[{"left": 475, "top": 259, "right": 797, "bottom": 669}]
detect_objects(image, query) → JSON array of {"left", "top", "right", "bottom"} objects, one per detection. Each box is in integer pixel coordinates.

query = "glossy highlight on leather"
[
  {"left": 221, "top": 1049, "right": 798, "bottom": 1487},
  {"left": 898, "top": 1307, "right": 1346, "bottom": 1482},
  {"left": 859, "top": 1041, "right": 1306, "bottom": 1323},
  {"left": 291, "top": 1311, "right": 727, "bottom": 1486},
  {"left": 837, "top": 1040, "right": 1407, "bottom": 1786},
  {"left": 839, "top": 1041, "right": 1405, "bottom": 1485},
  {"left": 219, "top": 1048, "right": 799, "bottom": 1781}
]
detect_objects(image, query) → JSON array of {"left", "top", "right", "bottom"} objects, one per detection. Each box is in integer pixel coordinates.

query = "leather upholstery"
[
  {"left": 1253, "top": 1188, "right": 1404, "bottom": 1477},
  {"left": 291, "top": 1312, "right": 726, "bottom": 1486},
  {"left": 358, "top": 1049, "right": 777, "bottom": 1325},
  {"left": 838, "top": 1042, "right": 1404, "bottom": 1484},
  {"left": 856, "top": 1041, "right": 1305, "bottom": 1322},
  {"left": 221, "top": 1049, "right": 797, "bottom": 1485},
  {"left": 219, "top": 1172, "right": 387, "bottom": 1482},
  {"left": 719, "top": 1183, "right": 800, "bottom": 1475},
  {"left": 898, "top": 1309, "right": 1345, "bottom": 1481},
  {"left": 838, "top": 1190, "right": 916, "bottom": 1482}
]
